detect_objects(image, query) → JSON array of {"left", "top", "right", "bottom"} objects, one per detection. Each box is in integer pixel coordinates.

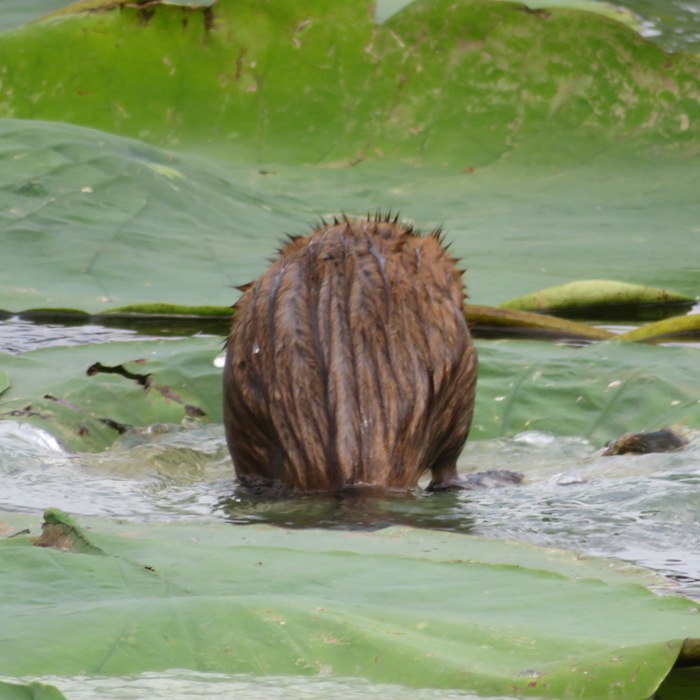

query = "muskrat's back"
[{"left": 224, "top": 216, "right": 477, "bottom": 492}]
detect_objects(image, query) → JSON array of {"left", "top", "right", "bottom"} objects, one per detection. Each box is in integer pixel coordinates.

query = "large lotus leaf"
[
  {"left": 617, "top": 313, "right": 700, "bottom": 342},
  {"left": 0, "top": 680, "right": 67, "bottom": 700},
  {"left": 0, "top": 509, "right": 699, "bottom": 699},
  {"left": 7, "top": 0, "right": 695, "bottom": 55},
  {"left": 0, "top": 0, "right": 698, "bottom": 164},
  {"left": 2, "top": 335, "right": 699, "bottom": 451},
  {"left": 0, "top": 0, "right": 689, "bottom": 51},
  {"left": 0, "top": 336, "right": 223, "bottom": 451},
  {"left": 467, "top": 304, "right": 615, "bottom": 340},
  {"left": 1, "top": 119, "right": 699, "bottom": 314},
  {"left": 0, "top": 119, "right": 306, "bottom": 313},
  {"left": 473, "top": 339, "right": 700, "bottom": 445},
  {"left": 500, "top": 280, "right": 695, "bottom": 312}
]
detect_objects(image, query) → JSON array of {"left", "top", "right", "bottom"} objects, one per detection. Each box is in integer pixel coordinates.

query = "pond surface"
[
  {"left": 0, "top": 671, "right": 517, "bottom": 700},
  {"left": 2, "top": 318, "right": 699, "bottom": 603},
  {"left": 2, "top": 319, "right": 700, "bottom": 700},
  {"left": 3, "top": 419, "right": 699, "bottom": 596}
]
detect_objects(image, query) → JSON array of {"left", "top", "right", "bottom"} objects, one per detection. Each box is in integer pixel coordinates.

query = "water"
[
  {"left": 0, "top": 315, "right": 156, "bottom": 354},
  {"left": 2, "top": 320, "right": 700, "bottom": 699},
  {"left": 2, "top": 319, "right": 699, "bottom": 601},
  {"left": 1, "top": 672, "right": 517, "bottom": 700},
  {"left": 1, "top": 415, "right": 699, "bottom": 598},
  {"left": 633, "top": 0, "right": 700, "bottom": 53},
  {"left": 375, "top": 1, "right": 700, "bottom": 53},
  {"left": 2, "top": 319, "right": 700, "bottom": 584}
]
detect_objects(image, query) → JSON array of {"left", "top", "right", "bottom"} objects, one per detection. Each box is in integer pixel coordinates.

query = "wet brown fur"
[{"left": 223, "top": 215, "right": 477, "bottom": 492}]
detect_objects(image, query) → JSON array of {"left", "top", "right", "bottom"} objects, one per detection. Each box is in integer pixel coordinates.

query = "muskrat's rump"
[{"left": 224, "top": 216, "right": 477, "bottom": 492}]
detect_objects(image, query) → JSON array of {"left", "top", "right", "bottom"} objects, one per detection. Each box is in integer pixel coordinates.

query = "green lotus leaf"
[
  {"left": 1, "top": 2, "right": 699, "bottom": 698},
  {"left": 1, "top": 119, "right": 699, "bottom": 314},
  {"left": 1, "top": 510, "right": 699, "bottom": 699},
  {"left": 33, "top": 507, "right": 106, "bottom": 554},
  {"left": 466, "top": 304, "right": 614, "bottom": 340},
  {"left": 0, "top": 0, "right": 698, "bottom": 163},
  {"left": 500, "top": 280, "right": 695, "bottom": 313},
  {"left": 3, "top": 335, "right": 700, "bottom": 451},
  {"left": 472, "top": 338, "right": 700, "bottom": 444},
  {"left": 0, "top": 1, "right": 697, "bottom": 314},
  {"left": 99, "top": 303, "right": 614, "bottom": 342},
  {"left": 0, "top": 336, "right": 223, "bottom": 451},
  {"left": 0, "top": 680, "right": 68, "bottom": 700},
  {"left": 616, "top": 312, "right": 700, "bottom": 342},
  {"left": 0, "top": 119, "right": 305, "bottom": 314},
  {"left": 101, "top": 304, "right": 233, "bottom": 317}
]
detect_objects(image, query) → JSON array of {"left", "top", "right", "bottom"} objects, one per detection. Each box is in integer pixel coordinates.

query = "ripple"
[
  {"left": 1, "top": 422, "right": 699, "bottom": 596},
  {"left": 2, "top": 671, "right": 508, "bottom": 700}
]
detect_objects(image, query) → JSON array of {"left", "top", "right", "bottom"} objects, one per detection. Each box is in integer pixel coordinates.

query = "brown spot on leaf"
[
  {"left": 87, "top": 360, "right": 206, "bottom": 421},
  {"left": 1, "top": 405, "right": 45, "bottom": 419},
  {"left": 516, "top": 5, "right": 550, "bottom": 19},
  {"left": 154, "top": 386, "right": 207, "bottom": 417},
  {"left": 99, "top": 417, "right": 131, "bottom": 434},
  {"left": 34, "top": 523, "right": 77, "bottom": 552},
  {"left": 44, "top": 394, "right": 81, "bottom": 411},
  {"left": 185, "top": 404, "right": 207, "bottom": 418},
  {"left": 203, "top": 6, "right": 214, "bottom": 32},
  {"left": 87, "top": 361, "right": 151, "bottom": 387},
  {"left": 32, "top": 509, "right": 105, "bottom": 555},
  {"left": 138, "top": 5, "right": 156, "bottom": 24},
  {"left": 8, "top": 528, "right": 31, "bottom": 539}
]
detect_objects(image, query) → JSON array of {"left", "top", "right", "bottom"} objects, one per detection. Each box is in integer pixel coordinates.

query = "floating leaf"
[
  {"left": 472, "top": 338, "right": 700, "bottom": 444},
  {"left": 3, "top": 335, "right": 700, "bottom": 451},
  {"left": 0, "top": 119, "right": 303, "bottom": 314},
  {"left": 1, "top": 120, "right": 700, "bottom": 315},
  {"left": 0, "top": 679, "right": 68, "bottom": 700},
  {"left": 1, "top": 2, "right": 699, "bottom": 698},
  {"left": 0, "top": 336, "right": 222, "bottom": 451},
  {"left": 466, "top": 304, "right": 614, "bottom": 340},
  {"left": 100, "top": 303, "right": 233, "bottom": 318},
  {"left": 1, "top": 511, "right": 700, "bottom": 698},
  {"left": 33, "top": 507, "right": 105, "bottom": 554},
  {"left": 0, "top": 0, "right": 698, "bottom": 162},
  {"left": 616, "top": 313, "right": 700, "bottom": 342},
  {"left": 500, "top": 280, "right": 695, "bottom": 316}
]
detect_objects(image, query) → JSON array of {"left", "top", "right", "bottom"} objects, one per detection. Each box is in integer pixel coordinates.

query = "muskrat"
[{"left": 223, "top": 215, "right": 479, "bottom": 493}]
